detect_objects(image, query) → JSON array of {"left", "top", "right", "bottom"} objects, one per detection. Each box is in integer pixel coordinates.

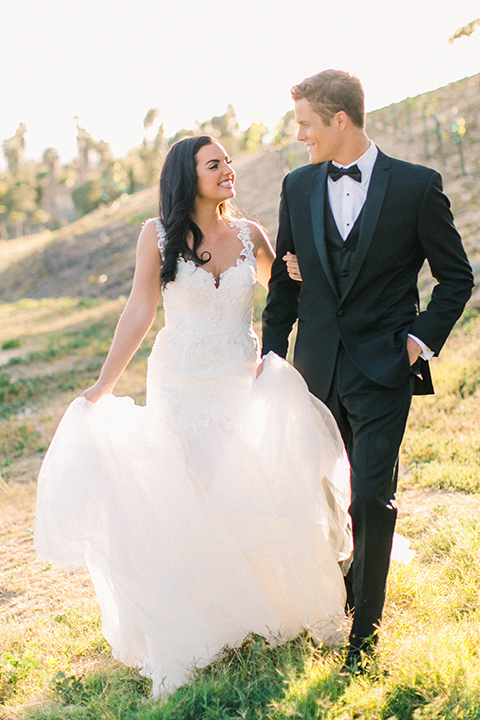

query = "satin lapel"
[
  {"left": 339, "top": 151, "right": 392, "bottom": 302},
  {"left": 310, "top": 164, "right": 337, "bottom": 293}
]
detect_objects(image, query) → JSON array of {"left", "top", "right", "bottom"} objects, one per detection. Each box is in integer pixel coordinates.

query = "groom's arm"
[
  {"left": 409, "top": 171, "right": 474, "bottom": 354},
  {"left": 262, "top": 177, "right": 301, "bottom": 358}
]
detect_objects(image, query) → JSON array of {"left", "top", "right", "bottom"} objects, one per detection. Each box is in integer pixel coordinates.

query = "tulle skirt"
[{"left": 35, "top": 352, "right": 352, "bottom": 696}]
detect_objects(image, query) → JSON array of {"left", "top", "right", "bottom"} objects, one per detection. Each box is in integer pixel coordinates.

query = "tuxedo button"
[
  {"left": 341, "top": 270, "right": 349, "bottom": 277},
  {"left": 337, "top": 309, "right": 345, "bottom": 317}
]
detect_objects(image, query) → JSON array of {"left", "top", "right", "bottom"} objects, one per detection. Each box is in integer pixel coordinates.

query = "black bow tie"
[{"left": 327, "top": 161, "right": 362, "bottom": 183}]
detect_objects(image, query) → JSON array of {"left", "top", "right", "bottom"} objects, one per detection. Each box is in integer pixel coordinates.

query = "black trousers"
[{"left": 324, "top": 345, "right": 414, "bottom": 644}]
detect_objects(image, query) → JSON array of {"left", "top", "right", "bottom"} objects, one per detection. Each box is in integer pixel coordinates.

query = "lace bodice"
[
  {"left": 147, "top": 218, "right": 260, "bottom": 390},
  {"left": 154, "top": 218, "right": 256, "bottom": 339}
]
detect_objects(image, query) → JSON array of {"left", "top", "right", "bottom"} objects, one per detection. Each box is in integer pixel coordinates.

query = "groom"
[{"left": 262, "top": 70, "right": 474, "bottom": 669}]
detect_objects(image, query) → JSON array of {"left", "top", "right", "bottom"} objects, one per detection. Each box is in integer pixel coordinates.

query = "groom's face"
[{"left": 294, "top": 98, "right": 342, "bottom": 164}]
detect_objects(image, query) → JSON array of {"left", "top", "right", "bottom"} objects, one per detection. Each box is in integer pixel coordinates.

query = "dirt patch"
[
  {"left": 398, "top": 485, "right": 480, "bottom": 519},
  {"left": 0, "top": 482, "right": 95, "bottom": 615}
]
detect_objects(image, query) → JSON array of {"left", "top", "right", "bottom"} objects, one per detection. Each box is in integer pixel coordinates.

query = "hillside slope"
[
  {"left": 0, "top": 151, "right": 286, "bottom": 301},
  {"left": 367, "top": 72, "right": 480, "bottom": 289},
  {"left": 0, "top": 73, "right": 478, "bottom": 303}
]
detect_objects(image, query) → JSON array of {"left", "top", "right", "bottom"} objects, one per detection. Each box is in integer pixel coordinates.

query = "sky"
[{"left": 1, "top": 0, "right": 479, "bottom": 166}]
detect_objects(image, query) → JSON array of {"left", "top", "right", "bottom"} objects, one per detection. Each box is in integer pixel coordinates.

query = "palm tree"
[
  {"left": 143, "top": 108, "right": 160, "bottom": 145},
  {"left": 449, "top": 5, "right": 480, "bottom": 42},
  {"left": 3, "top": 123, "right": 27, "bottom": 176}
]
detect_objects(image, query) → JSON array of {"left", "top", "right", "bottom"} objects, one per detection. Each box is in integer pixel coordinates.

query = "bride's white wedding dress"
[{"left": 34, "top": 219, "right": 352, "bottom": 697}]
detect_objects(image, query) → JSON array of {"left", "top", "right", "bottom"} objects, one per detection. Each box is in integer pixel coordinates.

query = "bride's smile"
[{"left": 195, "top": 141, "right": 236, "bottom": 202}]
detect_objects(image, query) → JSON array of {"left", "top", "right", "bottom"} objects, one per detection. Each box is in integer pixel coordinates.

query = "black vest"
[{"left": 324, "top": 195, "right": 363, "bottom": 296}]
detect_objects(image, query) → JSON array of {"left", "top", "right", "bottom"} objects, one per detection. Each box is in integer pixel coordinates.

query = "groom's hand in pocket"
[{"left": 406, "top": 336, "right": 422, "bottom": 365}]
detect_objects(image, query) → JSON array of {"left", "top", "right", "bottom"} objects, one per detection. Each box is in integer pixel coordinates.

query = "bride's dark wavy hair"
[{"left": 159, "top": 135, "right": 234, "bottom": 286}]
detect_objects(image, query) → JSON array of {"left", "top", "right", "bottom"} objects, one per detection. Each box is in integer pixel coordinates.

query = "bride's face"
[{"left": 195, "top": 142, "right": 236, "bottom": 203}]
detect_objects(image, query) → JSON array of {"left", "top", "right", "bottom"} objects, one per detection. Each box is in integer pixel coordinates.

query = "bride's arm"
[
  {"left": 81, "top": 220, "right": 162, "bottom": 402},
  {"left": 249, "top": 223, "right": 275, "bottom": 290},
  {"left": 251, "top": 222, "right": 302, "bottom": 378},
  {"left": 249, "top": 222, "right": 302, "bottom": 288}
]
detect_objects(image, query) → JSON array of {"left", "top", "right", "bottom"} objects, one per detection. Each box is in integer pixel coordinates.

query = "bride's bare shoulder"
[
  {"left": 141, "top": 217, "right": 162, "bottom": 235},
  {"left": 138, "top": 217, "right": 164, "bottom": 246}
]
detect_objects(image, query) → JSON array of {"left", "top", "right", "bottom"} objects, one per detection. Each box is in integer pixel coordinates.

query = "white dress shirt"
[
  {"left": 327, "top": 141, "right": 433, "bottom": 361},
  {"left": 328, "top": 140, "right": 378, "bottom": 240}
]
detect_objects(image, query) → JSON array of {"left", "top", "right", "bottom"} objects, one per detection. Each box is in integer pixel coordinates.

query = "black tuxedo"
[{"left": 262, "top": 149, "right": 473, "bottom": 643}]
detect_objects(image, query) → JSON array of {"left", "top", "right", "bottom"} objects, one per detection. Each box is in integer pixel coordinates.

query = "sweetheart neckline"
[
  {"left": 155, "top": 217, "right": 255, "bottom": 288},
  {"left": 179, "top": 256, "right": 254, "bottom": 289}
]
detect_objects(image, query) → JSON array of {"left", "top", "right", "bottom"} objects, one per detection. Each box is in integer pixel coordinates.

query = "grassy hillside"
[
  {"left": 1, "top": 295, "right": 480, "bottom": 718},
  {"left": 367, "top": 73, "right": 480, "bottom": 303},
  {"left": 0, "top": 151, "right": 286, "bottom": 302}
]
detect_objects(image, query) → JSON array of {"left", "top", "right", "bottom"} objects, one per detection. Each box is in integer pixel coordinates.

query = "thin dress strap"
[
  {"left": 153, "top": 217, "right": 166, "bottom": 259},
  {"left": 228, "top": 219, "right": 256, "bottom": 264},
  {"left": 153, "top": 217, "right": 255, "bottom": 264}
]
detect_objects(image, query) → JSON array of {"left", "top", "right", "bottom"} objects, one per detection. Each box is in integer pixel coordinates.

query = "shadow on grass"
[
  {"left": 21, "top": 638, "right": 477, "bottom": 719},
  {"left": 24, "top": 667, "right": 152, "bottom": 720},
  {"left": 381, "top": 683, "right": 429, "bottom": 720},
  {"left": 144, "top": 634, "right": 349, "bottom": 720},
  {"left": 23, "top": 635, "right": 347, "bottom": 720}
]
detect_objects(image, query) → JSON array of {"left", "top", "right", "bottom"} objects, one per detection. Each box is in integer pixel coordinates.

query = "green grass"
[
  {"left": 4, "top": 510, "right": 480, "bottom": 719},
  {"left": 1, "top": 297, "right": 480, "bottom": 718},
  {"left": 1, "top": 338, "right": 21, "bottom": 350}
]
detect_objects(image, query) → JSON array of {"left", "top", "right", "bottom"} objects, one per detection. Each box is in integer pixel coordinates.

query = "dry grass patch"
[{"left": 401, "top": 308, "right": 480, "bottom": 493}]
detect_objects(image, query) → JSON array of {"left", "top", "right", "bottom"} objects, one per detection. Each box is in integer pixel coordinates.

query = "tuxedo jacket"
[{"left": 262, "top": 149, "right": 474, "bottom": 400}]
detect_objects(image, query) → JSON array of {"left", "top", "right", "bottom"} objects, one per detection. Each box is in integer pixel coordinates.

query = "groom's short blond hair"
[{"left": 292, "top": 70, "right": 365, "bottom": 128}]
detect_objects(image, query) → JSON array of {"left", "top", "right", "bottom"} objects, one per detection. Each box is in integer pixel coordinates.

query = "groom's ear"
[{"left": 334, "top": 111, "right": 349, "bottom": 132}]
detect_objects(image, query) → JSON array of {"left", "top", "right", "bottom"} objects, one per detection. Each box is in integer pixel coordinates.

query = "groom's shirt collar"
[{"left": 330, "top": 140, "right": 378, "bottom": 189}]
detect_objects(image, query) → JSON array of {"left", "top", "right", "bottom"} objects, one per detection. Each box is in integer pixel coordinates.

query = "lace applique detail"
[
  {"left": 229, "top": 219, "right": 256, "bottom": 265},
  {"left": 152, "top": 217, "right": 254, "bottom": 268},
  {"left": 153, "top": 217, "right": 166, "bottom": 258}
]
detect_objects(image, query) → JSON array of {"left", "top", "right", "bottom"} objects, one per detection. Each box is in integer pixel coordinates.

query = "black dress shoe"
[
  {"left": 340, "top": 636, "right": 377, "bottom": 676},
  {"left": 340, "top": 646, "right": 368, "bottom": 676}
]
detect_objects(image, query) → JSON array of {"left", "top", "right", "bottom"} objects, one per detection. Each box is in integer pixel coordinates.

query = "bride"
[{"left": 34, "top": 135, "right": 352, "bottom": 698}]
